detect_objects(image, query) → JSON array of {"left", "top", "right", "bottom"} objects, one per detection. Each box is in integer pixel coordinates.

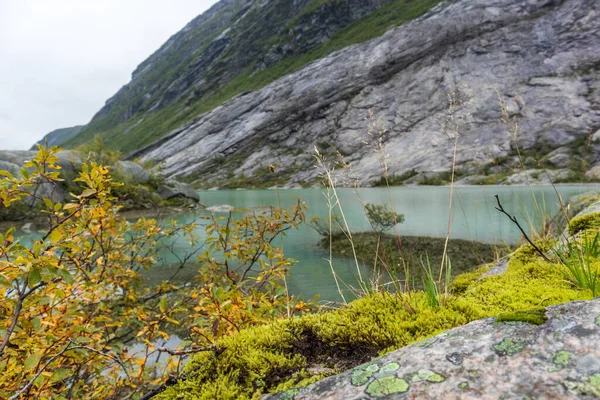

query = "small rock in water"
[{"left": 206, "top": 204, "right": 234, "bottom": 213}]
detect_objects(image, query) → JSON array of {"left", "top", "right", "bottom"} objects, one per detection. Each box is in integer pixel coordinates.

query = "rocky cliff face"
[
  {"left": 64, "top": 0, "right": 418, "bottom": 153},
  {"left": 130, "top": 0, "right": 600, "bottom": 188}
]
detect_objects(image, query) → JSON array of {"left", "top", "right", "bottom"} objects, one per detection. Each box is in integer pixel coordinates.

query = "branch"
[
  {"left": 0, "top": 281, "right": 45, "bottom": 357},
  {"left": 494, "top": 195, "right": 550, "bottom": 262},
  {"left": 0, "top": 296, "right": 22, "bottom": 357},
  {"left": 138, "top": 346, "right": 224, "bottom": 400},
  {"left": 9, "top": 342, "right": 72, "bottom": 400},
  {"left": 67, "top": 340, "right": 132, "bottom": 381},
  {"left": 155, "top": 345, "right": 218, "bottom": 356}
]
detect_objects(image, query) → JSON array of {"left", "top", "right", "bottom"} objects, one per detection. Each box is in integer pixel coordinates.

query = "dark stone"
[{"left": 446, "top": 352, "right": 464, "bottom": 365}]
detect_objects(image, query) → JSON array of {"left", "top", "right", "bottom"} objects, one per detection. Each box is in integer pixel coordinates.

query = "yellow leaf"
[{"left": 49, "top": 230, "right": 62, "bottom": 243}]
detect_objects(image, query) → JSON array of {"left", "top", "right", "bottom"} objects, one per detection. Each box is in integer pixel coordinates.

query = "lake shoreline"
[
  {"left": 0, "top": 204, "right": 204, "bottom": 232},
  {"left": 320, "top": 231, "right": 514, "bottom": 288}
]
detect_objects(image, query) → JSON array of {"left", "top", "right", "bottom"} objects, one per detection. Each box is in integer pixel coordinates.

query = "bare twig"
[
  {"left": 155, "top": 345, "right": 218, "bottom": 356},
  {"left": 494, "top": 195, "right": 550, "bottom": 262},
  {"left": 67, "top": 340, "right": 132, "bottom": 381}
]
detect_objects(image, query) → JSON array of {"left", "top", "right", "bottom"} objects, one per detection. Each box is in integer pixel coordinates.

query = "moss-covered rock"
[
  {"left": 569, "top": 212, "right": 600, "bottom": 236},
  {"left": 157, "top": 238, "right": 593, "bottom": 399},
  {"left": 495, "top": 307, "right": 548, "bottom": 325},
  {"left": 267, "top": 298, "right": 600, "bottom": 399}
]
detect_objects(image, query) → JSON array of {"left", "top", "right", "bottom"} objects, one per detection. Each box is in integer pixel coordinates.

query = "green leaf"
[
  {"left": 31, "top": 317, "right": 41, "bottom": 331},
  {"left": 80, "top": 188, "right": 96, "bottom": 198},
  {"left": 159, "top": 296, "right": 167, "bottom": 314},
  {"left": 57, "top": 268, "right": 73, "bottom": 284},
  {"left": 29, "top": 268, "right": 41, "bottom": 285},
  {"left": 38, "top": 296, "right": 51, "bottom": 306},
  {"left": 50, "top": 368, "right": 71, "bottom": 383},
  {"left": 24, "top": 354, "right": 41, "bottom": 372},
  {"left": 63, "top": 203, "right": 78, "bottom": 211},
  {"left": 55, "top": 288, "right": 66, "bottom": 300}
]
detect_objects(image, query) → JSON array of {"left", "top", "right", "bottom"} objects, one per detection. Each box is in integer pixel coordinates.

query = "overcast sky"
[{"left": 0, "top": 0, "right": 217, "bottom": 150}]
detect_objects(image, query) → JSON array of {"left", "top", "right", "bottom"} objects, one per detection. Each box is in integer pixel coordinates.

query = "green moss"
[
  {"left": 352, "top": 363, "right": 379, "bottom": 386},
  {"left": 158, "top": 239, "right": 593, "bottom": 399},
  {"left": 276, "top": 388, "right": 300, "bottom": 400},
  {"left": 372, "top": 170, "right": 418, "bottom": 187},
  {"left": 407, "top": 369, "right": 445, "bottom": 383},
  {"left": 470, "top": 173, "right": 510, "bottom": 185},
  {"left": 450, "top": 265, "right": 490, "bottom": 295},
  {"left": 379, "top": 362, "right": 400, "bottom": 374},
  {"left": 418, "top": 172, "right": 454, "bottom": 186},
  {"left": 496, "top": 307, "right": 547, "bottom": 325},
  {"left": 568, "top": 212, "right": 600, "bottom": 236}
]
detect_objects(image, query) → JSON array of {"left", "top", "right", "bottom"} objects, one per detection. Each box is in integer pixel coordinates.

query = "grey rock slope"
[
  {"left": 136, "top": 0, "right": 600, "bottom": 188},
  {"left": 66, "top": 0, "right": 406, "bottom": 153},
  {"left": 270, "top": 299, "right": 600, "bottom": 399},
  {"left": 31, "top": 126, "right": 84, "bottom": 149}
]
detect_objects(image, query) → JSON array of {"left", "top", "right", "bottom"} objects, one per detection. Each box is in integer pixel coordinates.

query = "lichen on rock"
[
  {"left": 365, "top": 376, "right": 409, "bottom": 397},
  {"left": 493, "top": 337, "right": 525, "bottom": 356}
]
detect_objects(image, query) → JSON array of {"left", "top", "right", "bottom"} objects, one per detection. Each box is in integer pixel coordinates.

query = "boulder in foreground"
[{"left": 271, "top": 299, "right": 600, "bottom": 399}]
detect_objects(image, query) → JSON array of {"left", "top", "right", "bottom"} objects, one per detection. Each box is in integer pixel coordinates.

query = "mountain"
[
  {"left": 55, "top": 0, "right": 600, "bottom": 188},
  {"left": 31, "top": 125, "right": 84, "bottom": 149},
  {"left": 62, "top": 0, "right": 439, "bottom": 154},
  {"left": 135, "top": 0, "right": 600, "bottom": 188}
]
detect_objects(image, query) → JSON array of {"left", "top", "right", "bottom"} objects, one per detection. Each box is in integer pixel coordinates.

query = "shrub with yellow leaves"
[{"left": 0, "top": 146, "right": 314, "bottom": 399}]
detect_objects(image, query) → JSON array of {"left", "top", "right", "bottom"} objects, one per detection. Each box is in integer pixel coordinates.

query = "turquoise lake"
[{"left": 146, "top": 184, "right": 600, "bottom": 302}]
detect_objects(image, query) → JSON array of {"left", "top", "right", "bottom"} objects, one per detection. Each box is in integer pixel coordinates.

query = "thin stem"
[
  {"left": 327, "top": 192, "right": 346, "bottom": 304},
  {"left": 494, "top": 195, "right": 550, "bottom": 262},
  {"left": 439, "top": 137, "right": 458, "bottom": 287}
]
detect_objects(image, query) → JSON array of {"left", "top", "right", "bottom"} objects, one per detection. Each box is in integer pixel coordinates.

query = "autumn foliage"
[{"left": 0, "top": 146, "right": 313, "bottom": 399}]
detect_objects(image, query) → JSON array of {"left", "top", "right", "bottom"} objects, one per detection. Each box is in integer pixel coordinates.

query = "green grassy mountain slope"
[{"left": 62, "top": 0, "right": 441, "bottom": 154}]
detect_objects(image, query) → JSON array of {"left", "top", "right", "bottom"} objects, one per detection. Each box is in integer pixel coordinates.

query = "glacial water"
[
  {"left": 146, "top": 184, "right": 600, "bottom": 302},
  {"left": 8, "top": 184, "right": 600, "bottom": 302}
]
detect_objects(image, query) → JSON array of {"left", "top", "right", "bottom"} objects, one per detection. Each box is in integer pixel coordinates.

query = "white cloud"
[{"left": 0, "top": 0, "right": 216, "bottom": 150}]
